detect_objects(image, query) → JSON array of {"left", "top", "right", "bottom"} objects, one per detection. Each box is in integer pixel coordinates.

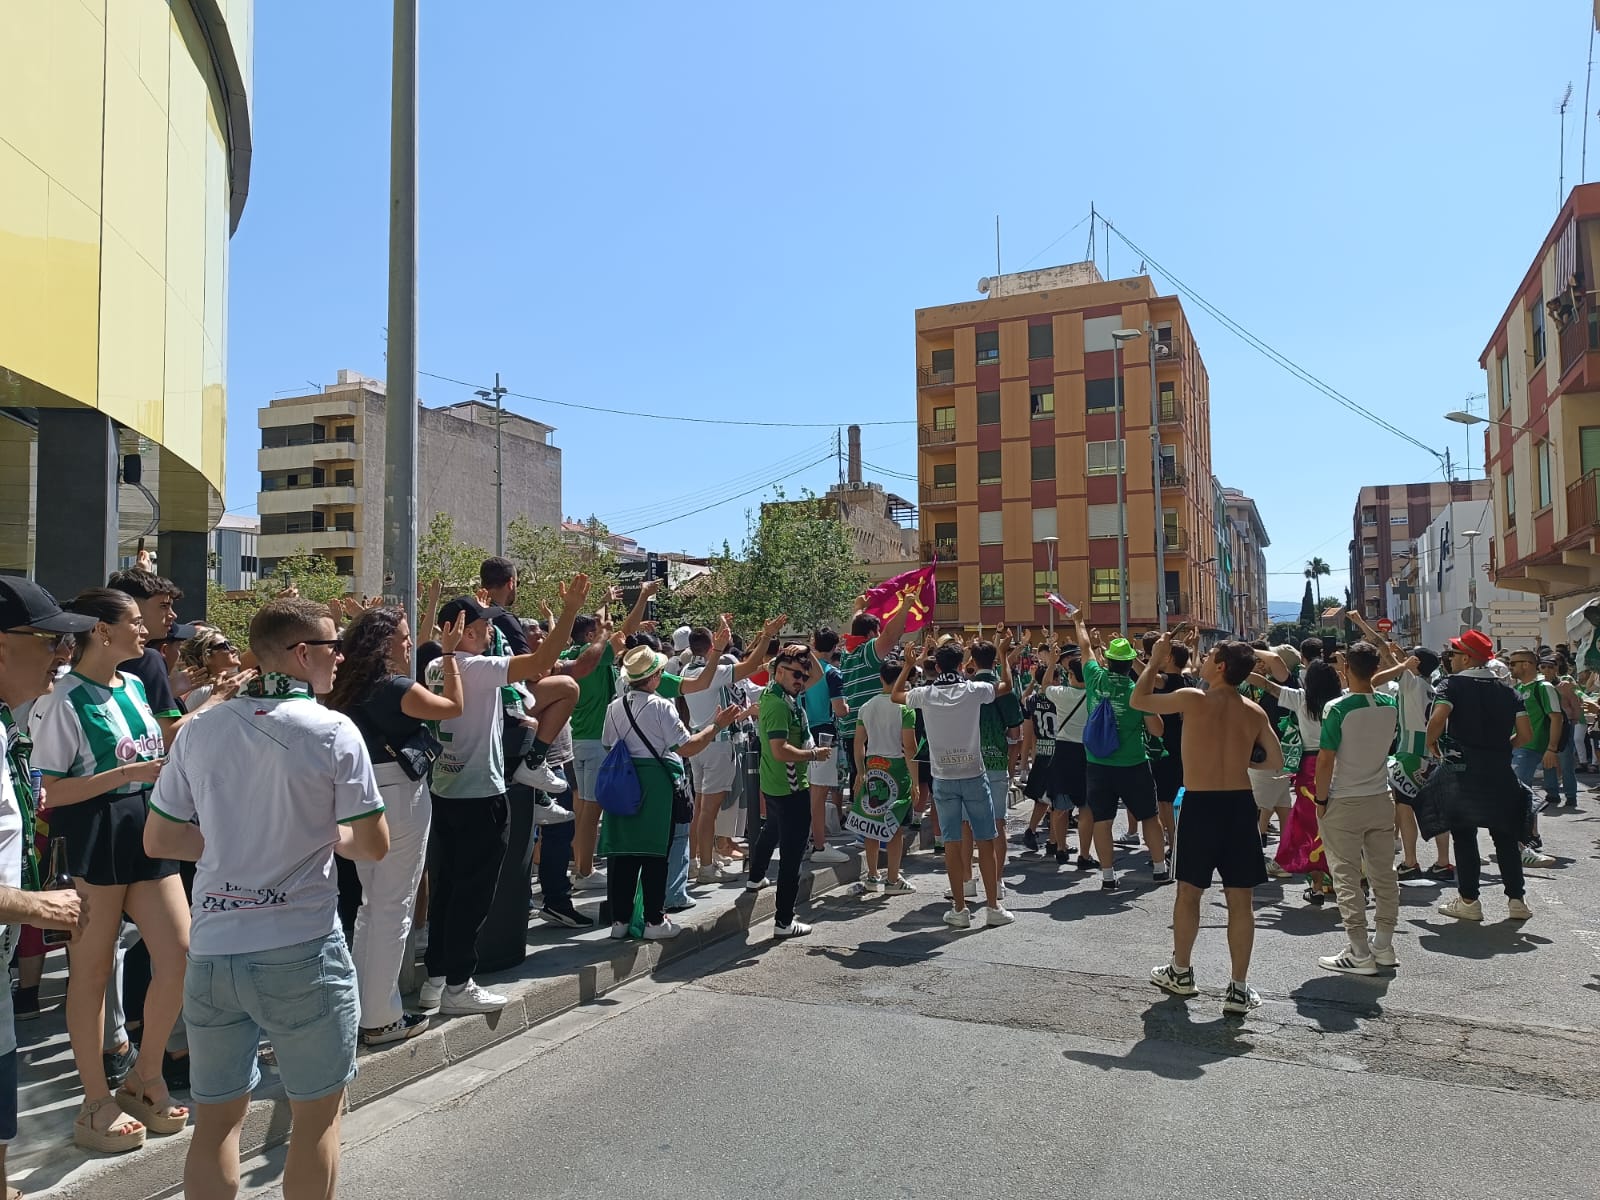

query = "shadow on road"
[
  {"left": 1287, "top": 974, "right": 1390, "bottom": 1029},
  {"left": 1060, "top": 994, "right": 1255, "bottom": 1080},
  {"left": 1406, "top": 917, "right": 1553, "bottom": 960}
]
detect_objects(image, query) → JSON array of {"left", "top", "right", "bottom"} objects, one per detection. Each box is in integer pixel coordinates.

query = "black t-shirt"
[
  {"left": 489, "top": 608, "right": 530, "bottom": 656},
  {"left": 348, "top": 674, "right": 423, "bottom": 764},
  {"left": 1154, "top": 671, "right": 1196, "bottom": 755},
  {"left": 1025, "top": 690, "right": 1057, "bottom": 742},
  {"left": 1436, "top": 673, "right": 1523, "bottom": 752},
  {"left": 120, "top": 648, "right": 180, "bottom": 719}
]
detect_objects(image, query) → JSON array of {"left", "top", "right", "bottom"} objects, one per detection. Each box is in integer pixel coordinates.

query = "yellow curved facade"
[{"left": 0, "top": 0, "right": 252, "bottom": 558}]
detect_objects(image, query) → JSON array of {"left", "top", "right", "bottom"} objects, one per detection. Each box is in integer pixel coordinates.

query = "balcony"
[
  {"left": 918, "top": 424, "right": 957, "bottom": 447},
  {"left": 920, "top": 539, "right": 958, "bottom": 563},
  {"left": 1163, "top": 591, "right": 1190, "bottom": 616},
  {"left": 1567, "top": 469, "right": 1600, "bottom": 532},
  {"left": 1159, "top": 468, "right": 1187, "bottom": 489},
  {"left": 917, "top": 366, "right": 956, "bottom": 389},
  {"left": 934, "top": 603, "right": 961, "bottom": 624},
  {"left": 920, "top": 482, "right": 957, "bottom": 505},
  {"left": 1162, "top": 529, "right": 1187, "bottom": 553},
  {"left": 259, "top": 529, "right": 358, "bottom": 553},
  {"left": 257, "top": 485, "right": 358, "bottom": 515},
  {"left": 1158, "top": 397, "right": 1183, "bottom": 424},
  {"left": 258, "top": 442, "right": 359, "bottom": 473}
]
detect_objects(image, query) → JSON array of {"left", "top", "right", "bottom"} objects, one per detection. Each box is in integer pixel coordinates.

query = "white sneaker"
[
  {"left": 809, "top": 846, "right": 849, "bottom": 865},
  {"left": 882, "top": 877, "right": 917, "bottom": 896},
  {"left": 417, "top": 975, "right": 445, "bottom": 1011},
  {"left": 1508, "top": 898, "right": 1534, "bottom": 920},
  {"left": 773, "top": 920, "right": 812, "bottom": 938},
  {"left": 1438, "top": 896, "right": 1484, "bottom": 921},
  {"left": 1221, "top": 981, "right": 1262, "bottom": 1016},
  {"left": 439, "top": 980, "right": 508, "bottom": 1014},
  {"left": 1372, "top": 944, "right": 1399, "bottom": 968},
  {"left": 573, "top": 870, "right": 607, "bottom": 891},
  {"left": 513, "top": 759, "right": 569, "bottom": 793},
  {"left": 985, "top": 905, "right": 1015, "bottom": 927},
  {"left": 643, "top": 918, "right": 681, "bottom": 941},
  {"left": 1520, "top": 846, "right": 1556, "bottom": 868},
  {"left": 745, "top": 876, "right": 769, "bottom": 892},
  {"left": 697, "top": 864, "right": 737, "bottom": 885},
  {"left": 942, "top": 907, "right": 971, "bottom": 930},
  {"left": 1318, "top": 946, "right": 1379, "bottom": 976},
  {"left": 609, "top": 921, "right": 628, "bottom": 940},
  {"left": 1150, "top": 963, "right": 1198, "bottom": 996},
  {"left": 852, "top": 873, "right": 883, "bottom": 896},
  {"left": 530, "top": 797, "right": 574, "bottom": 825}
]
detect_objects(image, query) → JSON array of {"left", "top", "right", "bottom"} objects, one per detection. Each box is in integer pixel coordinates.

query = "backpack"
[
  {"left": 1084, "top": 696, "right": 1121, "bottom": 759},
  {"left": 594, "top": 699, "right": 645, "bottom": 816}
]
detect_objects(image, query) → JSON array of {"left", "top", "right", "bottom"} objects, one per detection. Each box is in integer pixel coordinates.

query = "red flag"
[{"left": 862, "top": 563, "right": 937, "bottom": 634}]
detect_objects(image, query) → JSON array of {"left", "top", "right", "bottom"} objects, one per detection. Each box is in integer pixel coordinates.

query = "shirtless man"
[{"left": 1132, "top": 630, "right": 1281, "bottom": 1016}]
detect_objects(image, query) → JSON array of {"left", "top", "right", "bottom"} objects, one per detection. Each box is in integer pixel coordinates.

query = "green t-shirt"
[
  {"left": 1517, "top": 678, "right": 1561, "bottom": 752},
  {"left": 1082, "top": 659, "right": 1149, "bottom": 767},
  {"left": 971, "top": 669, "right": 1023, "bottom": 772},
  {"left": 758, "top": 686, "right": 810, "bottom": 797},
  {"left": 562, "top": 642, "right": 616, "bottom": 741},
  {"left": 33, "top": 672, "right": 165, "bottom": 791},
  {"left": 838, "top": 635, "right": 882, "bottom": 738}
]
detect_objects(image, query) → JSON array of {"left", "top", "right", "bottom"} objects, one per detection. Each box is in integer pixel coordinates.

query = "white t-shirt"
[
  {"left": 1275, "top": 686, "right": 1325, "bottom": 748},
  {"left": 1045, "top": 684, "right": 1091, "bottom": 745},
  {"left": 427, "top": 653, "right": 511, "bottom": 798},
  {"left": 677, "top": 658, "right": 738, "bottom": 739},
  {"left": 907, "top": 678, "right": 996, "bottom": 780},
  {"left": 1319, "top": 691, "right": 1400, "bottom": 800},
  {"left": 150, "top": 695, "right": 384, "bottom": 956},
  {"left": 859, "top": 693, "right": 912, "bottom": 759},
  {"left": 602, "top": 689, "right": 691, "bottom": 766}
]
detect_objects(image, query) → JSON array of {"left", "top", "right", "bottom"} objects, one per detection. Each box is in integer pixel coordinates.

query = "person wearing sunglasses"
[{"left": 177, "top": 630, "right": 242, "bottom": 712}]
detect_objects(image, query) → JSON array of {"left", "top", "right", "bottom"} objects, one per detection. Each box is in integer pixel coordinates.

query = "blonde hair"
[{"left": 179, "top": 628, "right": 233, "bottom": 685}]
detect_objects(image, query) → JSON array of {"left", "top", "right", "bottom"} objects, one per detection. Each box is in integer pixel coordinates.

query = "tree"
[
  {"left": 503, "top": 515, "right": 620, "bottom": 620},
  {"left": 418, "top": 512, "right": 490, "bottom": 597},
  {"left": 1267, "top": 621, "right": 1304, "bottom": 646},
  {"left": 709, "top": 492, "right": 867, "bottom": 636},
  {"left": 1305, "top": 556, "right": 1331, "bottom": 608},
  {"left": 205, "top": 553, "right": 349, "bottom": 646},
  {"left": 1298, "top": 579, "right": 1315, "bottom": 628}
]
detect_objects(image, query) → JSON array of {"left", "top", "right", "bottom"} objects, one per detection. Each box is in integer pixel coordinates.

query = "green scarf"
[
  {"left": 245, "top": 672, "right": 314, "bottom": 700},
  {"left": 1, "top": 706, "right": 40, "bottom": 891}
]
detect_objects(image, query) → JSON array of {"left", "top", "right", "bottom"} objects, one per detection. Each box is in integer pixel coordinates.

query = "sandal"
[
  {"left": 73, "top": 1097, "right": 146, "bottom": 1154},
  {"left": 1302, "top": 887, "right": 1326, "bottom": 907},
  {"left": 116, "top": 1078, "right": 190, "bottom": 1136}
]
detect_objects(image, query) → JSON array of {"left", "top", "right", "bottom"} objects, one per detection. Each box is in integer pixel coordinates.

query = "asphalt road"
[{"left": 238, "top": 788, "right": 1600, "bottom": 1199}]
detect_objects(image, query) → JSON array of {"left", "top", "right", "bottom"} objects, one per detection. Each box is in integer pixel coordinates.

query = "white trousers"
[{"left": 353, "top": 761, "right": 432, "bottom": 1027}]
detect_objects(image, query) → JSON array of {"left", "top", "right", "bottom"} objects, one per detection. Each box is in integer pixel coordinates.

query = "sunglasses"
[
  {"left": 213, "top": 642, "right": 236, "bottom": 653},
  {"left": 288, "top": 639, "right": 342, "bottom": 650},
  {"left": 2, "top": 629, "right": 75, "bottom": 651}
]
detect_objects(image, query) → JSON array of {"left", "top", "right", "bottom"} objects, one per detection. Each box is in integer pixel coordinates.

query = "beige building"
[
  {"left": 257, "top": 370, "right": 562, "bottom": 596},
  {"left": 1222, "top": 488, "right": 1270, "bottom": 638}
]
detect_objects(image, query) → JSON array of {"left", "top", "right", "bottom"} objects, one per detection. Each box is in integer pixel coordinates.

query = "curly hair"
[
  {"left": 179, "top": 629, "right": 232, "bottom": 686},
  {"left": 325, "top": 606, "right": 406, "bottom": 714}
]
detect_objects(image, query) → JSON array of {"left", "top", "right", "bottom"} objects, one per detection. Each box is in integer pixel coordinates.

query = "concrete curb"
[{"left": 40, "top": 857, "right": 860, "bottom": 1200}]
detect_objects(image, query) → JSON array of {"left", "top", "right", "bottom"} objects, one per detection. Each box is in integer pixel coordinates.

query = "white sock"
[
  {"left": 1102, "top": 868, "right": 1115, "bottom": 882},
  {"left": 1231, "top": 978, "right": 1248, "bottom": 991},
  {"left": 1373, "top": 930, "right": 1393, "bottom": 950}
]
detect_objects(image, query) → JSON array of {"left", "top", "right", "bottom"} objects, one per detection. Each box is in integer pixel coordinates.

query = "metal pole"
[
  {"left": 1146, "top": 321, "right": 1166, "bottom": 632},
  {"left": 1044, "top": 537, "right": 1058, "bottom": 646},
  {"left": 1114, "top": 342, "right": 1128, "bottom": 633},
  {"left": 494, "top": 371, "right": 504, "bottom": 556},
  {"left": 382, "top": 0, "right": 418, "bottom": 636}
]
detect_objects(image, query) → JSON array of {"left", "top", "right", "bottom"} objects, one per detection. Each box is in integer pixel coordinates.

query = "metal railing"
[
  {"left": 920, "top": 540, "right": 957, "bottom": 562},
  {"left": 1567, "top": 469, "right": 1600, "bottom": 531},
  {"left": 918, "top": 424, "right": 956, "bottom": 446},
  {"left": 919, "top": 482, "right": 957, "bottom": 504},
  {"left": 917, "top": 366, "right": 956, "bottom": 388},
  {"left": 1158, "top": 397, "right": 1183, "bottom": 423},
  {"left": 1162, "top": 529, "right": 1187, "bottom": 552},
  {"left": 1163, "top": 591, "right": 1190, "bottom": 615},
  {"left": 1159, "top": 468, "right": 1187, "bottom": 488}
]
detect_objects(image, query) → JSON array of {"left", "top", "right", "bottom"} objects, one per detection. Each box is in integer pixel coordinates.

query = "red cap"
[{"left": 1448, "top": 629, "right": 1495, "bottom": 661}]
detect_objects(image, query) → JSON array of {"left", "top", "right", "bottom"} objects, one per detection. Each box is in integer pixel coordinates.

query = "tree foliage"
[
  {"left": 204, "top": 553, "right": 348, "bottom": 646},
  {"left": 1298, "top": 580, "right": 1315, "bottom": 627},
  {"left": 418, "top": 512, "right": 490, "bottom": 596},
  {"left": 503, "top": 515, "right": 621, "bottom": 620}
]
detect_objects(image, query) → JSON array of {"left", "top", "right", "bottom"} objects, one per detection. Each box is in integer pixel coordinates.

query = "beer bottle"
[{"left": 41, "top": 837, "right": 73, "bottom": 948}]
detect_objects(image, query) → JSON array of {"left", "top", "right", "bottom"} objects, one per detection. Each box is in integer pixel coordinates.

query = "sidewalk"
[{"left": 19, "top": 844, "right": 870, "bottom": 1200}]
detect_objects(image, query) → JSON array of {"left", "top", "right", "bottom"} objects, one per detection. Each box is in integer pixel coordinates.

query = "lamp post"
[
  {"left": 1043, "top": 534, "right": 1059, "bottom": 646},
  {"left": 1144, "top": 322, "right": 1172, "bottom": 632},
  {"left": 476, "top": 373, "right": 509, "bottom": 555},
  {"left": 1111, "top": 328, "right": 1142, "bottom": 634},
  {"left": 1461, "top": 528, "right": 1482, "bottom": 632}
]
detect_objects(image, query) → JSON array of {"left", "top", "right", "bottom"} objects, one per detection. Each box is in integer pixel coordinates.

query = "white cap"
[{"left": 673, "top": 625, "right": 692, "bottom": 652}]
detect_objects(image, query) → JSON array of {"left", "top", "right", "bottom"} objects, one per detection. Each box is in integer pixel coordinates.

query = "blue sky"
[{"left": 227, "top": 1, "right": 1600, "bottom": 603}]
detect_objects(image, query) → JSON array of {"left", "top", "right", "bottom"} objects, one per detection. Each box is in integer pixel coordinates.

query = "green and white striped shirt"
[{"left": 32, "top": 672, "right": 165, "bottom": 793}]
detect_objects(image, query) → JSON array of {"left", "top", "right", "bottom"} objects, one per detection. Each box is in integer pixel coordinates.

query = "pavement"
[
  {"left": 233, "top": 783, "right": 1600, "bottom": 1200},
  {"left": 23, "top": 778, "right": 1600, "bottom": 1198}
]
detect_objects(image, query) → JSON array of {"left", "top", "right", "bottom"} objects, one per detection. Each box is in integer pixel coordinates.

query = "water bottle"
[
  {"left": 1173, "top": 786, "right": 1185, "bottom": 813},
  {"left": 41, "top": 838, "right": 74, "bottom": 948}
]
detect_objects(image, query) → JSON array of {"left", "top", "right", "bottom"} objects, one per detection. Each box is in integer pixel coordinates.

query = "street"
[{"left": 235, "top": 794, "right": 1600, "bottom": 1200}]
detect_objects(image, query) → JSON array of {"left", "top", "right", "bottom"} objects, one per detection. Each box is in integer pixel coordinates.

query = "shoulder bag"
[
  {"left": 624, "top": 692, "right": 695, "bottom": 825},
  {"left": 360, "top": 679, "right": 442, "bottom": 783}
]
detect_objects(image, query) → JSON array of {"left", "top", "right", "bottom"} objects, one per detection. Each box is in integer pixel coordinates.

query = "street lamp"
[
  {"left": 1145, "top": 325, "right": 1173, "bottom": 633},
  {"left": 1461, "top": 528, "right": 1482, "bottom": 631},
  {"left": 1042, "top": 535, "right": 1059, "bottom": 645},
  {"left": 1111, "top": 328, "right": 1142, "bottom": 634},
  {"left": 476, "top": 373, "right": 509, "bottom": 554}
]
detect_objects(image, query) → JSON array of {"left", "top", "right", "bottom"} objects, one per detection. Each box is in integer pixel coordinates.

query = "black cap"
[
  {"left": 0, "top": 578, "right": 97, "bottom": 635},
  {"left": 437, "top": 597, "right": 491, "bottom": 628},
  {"left": 149, "top": 622, "right": 200, "bottom": 645}
]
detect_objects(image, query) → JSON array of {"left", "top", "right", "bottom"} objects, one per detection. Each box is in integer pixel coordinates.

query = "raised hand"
[{"left": 439, "top": 611, "right": 468, "bottom": 654}]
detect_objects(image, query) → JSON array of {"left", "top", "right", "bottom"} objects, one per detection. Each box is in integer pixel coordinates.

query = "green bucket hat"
[{"left": 1105, "top": 637, "right": 1139, "bottom": 662}]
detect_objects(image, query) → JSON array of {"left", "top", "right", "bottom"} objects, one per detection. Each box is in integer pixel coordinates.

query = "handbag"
[
  {"left": 623, "top": 693, "right": 695, "bottom": 824},
  {"left": 359, "top": 683, "right": 441, "bottom": 783}
]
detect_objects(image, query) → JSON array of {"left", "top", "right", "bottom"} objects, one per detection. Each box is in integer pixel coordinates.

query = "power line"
[
  {"left": 1019, "top": 212, "right": 1093, "bottom": 271},
  {"left": 602, "top": 439, "right": 834, "bottom": 524},
  {"left": 615, "top": 454, "right": 836, "bottom": 537},
  {"left": 858, "top": 458, "right": 918, "bottom": 483},
  {"left": 419, "top": 371, "right": 912, "bottom": 429}
]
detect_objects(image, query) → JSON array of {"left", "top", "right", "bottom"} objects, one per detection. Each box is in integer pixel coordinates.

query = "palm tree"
[{"left": 1305, "top": 557, "right": 1331, "bottom": 608}]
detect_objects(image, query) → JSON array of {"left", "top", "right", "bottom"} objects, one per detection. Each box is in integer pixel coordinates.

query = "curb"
[{"left": 39, "top": 857, "right": 860, "bottom": 1200}]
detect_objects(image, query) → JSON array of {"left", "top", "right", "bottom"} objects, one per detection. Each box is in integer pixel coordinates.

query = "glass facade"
[{"left": 0, "top": 0, "right": 252, "bottom": 574}]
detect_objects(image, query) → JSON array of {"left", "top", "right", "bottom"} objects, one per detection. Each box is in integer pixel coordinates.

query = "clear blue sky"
[{"left": 226, "top": 1, "right": 1599, "bottom": 604}]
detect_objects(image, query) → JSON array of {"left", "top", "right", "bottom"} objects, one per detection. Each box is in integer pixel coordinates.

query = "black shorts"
[
  {"left": 1084, "top": 761, "right": 1158, "bottom": 823},
  {"left": 0, "top": 1050, "right": 14, "bottom": 1142},
  {"left": 1172, "top": 789, "right": 1267, "bottom": 891},
  {"left": 917, "top": 760, "right": 932, "bottom": 787},
  {"left": 1051, "top": 742, "right": 1088, "bottom": 808},
  {"left": 1023, "top": 753, "right": 1055, "bottom": 801},
  {"left": 1152, "top": 754, "right": 1184, "bottom": 807},
  {"left": 49, "top": 789, "right": 180, "bottom": 887}
]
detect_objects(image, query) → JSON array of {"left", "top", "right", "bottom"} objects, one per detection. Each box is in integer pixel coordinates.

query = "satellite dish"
[{"left": 977, "top": 277, "right": 993, "bottom": 295}]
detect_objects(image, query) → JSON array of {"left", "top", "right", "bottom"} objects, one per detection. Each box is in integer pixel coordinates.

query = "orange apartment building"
[{"left": 915, "top": 263, "right": 1222, "bottom": 634}]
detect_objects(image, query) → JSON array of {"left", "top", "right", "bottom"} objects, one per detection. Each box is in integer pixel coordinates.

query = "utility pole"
[
  {"left": 1145, "top": 319, "right": 1167, "bottom": 632},
  {"left": 1111, "top": 329, "right": 1142, "bottom": 634},
  {"left": 382, "top": 0, "right": 418, "bottom": 635},
  {"left": 476, "top": 372, "right": 508, "bottom": 555}
]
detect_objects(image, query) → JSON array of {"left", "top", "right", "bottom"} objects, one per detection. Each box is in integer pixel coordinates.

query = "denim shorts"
[
  {"left": 987, "top": 769, "right": 1010, "bottom": 825},
  {"left": 572, "top": 739, "right": 608, "bottom": 799},
  {"left": 932, "top": 774, "right": 997, "bottom": 841},
  {"left": 183, "top": 930, "right": 359, "bottom": 1105}
]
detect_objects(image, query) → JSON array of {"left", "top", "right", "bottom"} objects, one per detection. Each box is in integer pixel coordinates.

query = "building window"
[
  {"left": 1030, "top": 387, "right": 1054, "bottom": 419},
  {"left": 1362, "top": 539, "right": 1377, "bottom": 558},
  {"left": 933, "top": 406, "right": 956, "bottom": 431},
  {"left": 1034, "top": 570, "right": 1054, "bottom": 604},
  {"left": 332, "top": 424, "right": 355, "bottom": 442},
  {"left": 1158, "top": 381, "right": 1176, "bottom": 421},
  {"left": 1086, "top": 440, "right": 1124, "bottom": 475},
  {"left": 1090, "top": 568, "right": 1122, "bottom": 602},
  {"left": 1531, "top": 296, "right": 1546, "bottom": 366},
  {"left": 334, "top": 555, "right": 355, "bottom": 576},
  {"left": 1582, "top": 426, "right": 1600, "bottom": 476},
  {"left": 1496, "top": 353, "right": 1511, "bottom": 416},
  {"left": 333, "top": 512, "right": 355, "bottom": 532},
  {"left": 1155, "top": 322, "right": 1173, "bottom": 348},
  {"left": 334, "top": 468, "right": 355, "bottom": 485},
  {"left": 933, "top": 521, "right": 958, "bottom": 553},
  {"left": 933, "top": 463, "right": 956, "bottom": 490},
  {"left": 975, "top": 330, "right": 1000, "bottom": 364},
  {"left": 936, "top": 580, "right": 958, "bottom": 606},
  {"left": 1163, "top": 508, "right": 1179, "bottom": 545},
  {"left": 980, "top": 572, "right": 1005, "bottom": 605},
  {"left": 978, "top": 450, "right": 1002, "bottom": 486},
  {"left": 1028, "top": 323, "right": 1053, "bottom": 359},
  {"left": 978, "top": 510, "right": 1003, "bottom": 544},
  {"left": 1364, "top": 568, "right": 1379, "bottom": 586},
  {"left": 1537, "top": 439, "right": 1552, "bottom": 509},
  {"left": 1360, "top": 506, "right": 1378, "bottom": 527},
  {"left": 1085, "top": 378, "right": 1117, "bottom": 411},
  {"left": 1087, "top": 503, "right": 1120, "bottom": 538},
  {"left": 1505, "top": 467, "right": 1516, "bottom": 527},
  {"left": 1031, "top": 445, "right": 1055, "bottom": 481},
  {"left": 976, "top": 391, "right": 1000, "bottom": 425},
  {"left": 1032, "top": 507, "right": 1057, "bottom": 540}
]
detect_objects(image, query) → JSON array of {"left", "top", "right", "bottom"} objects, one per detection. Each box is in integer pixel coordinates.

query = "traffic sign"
[
  {"left": 1460, "top": 606, "right": 1483, "bottom": 626},
  {"left": 1376, "top": 618, "right": 1393, "bottom": 633}
]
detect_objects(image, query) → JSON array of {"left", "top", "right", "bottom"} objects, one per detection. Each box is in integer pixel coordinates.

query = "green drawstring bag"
[{"left": 628, "top": 877, "right": 646, "bottom": 938}]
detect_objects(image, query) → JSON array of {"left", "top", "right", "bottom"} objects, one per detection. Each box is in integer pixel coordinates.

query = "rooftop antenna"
[
  {"left": 995, "top": 214, "right": 1001, "bottom": 281},
  {"left": 1584, "top": 22, "right": 1595, "bottom": 182},
  {"left": 1559, "top": 81, "right": 1574, "bottom": 205}
]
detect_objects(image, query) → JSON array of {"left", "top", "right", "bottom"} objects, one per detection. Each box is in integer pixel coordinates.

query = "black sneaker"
[
  {"left": 1101, "top": 876, "right": 1121, "bottom": 891},
  {"left": 1396, "top": 862, "right": 1423, "bottom": 880},
  {"left": 103, "top": 1043, "right": 138, "bottom": 1091},
  {"left": 1055, "top": 848, "right": 1071, "bottom": 865},
  {"left": 1151, "top": 865, "right": 1171, "bottom": 884},
  {"left": 361, "top": 1013, "right": 429, "bottom": 1047},
  {"left": 162, "top": 1050, "right": 191, "bottom": 1092},
  {"left": 1078, "top": 855, "right": 1099, "bottom": 872},
  {"left": 932, "top": 842, "right": 945, "bottom": 858},
  {"left": 12, "top": 985, "right": 39, "bottom": 1022},
  {"left": 540, "top": 903, "right": 595, "bottom": 929},
  {"left": 1425, "top": 864, "right": 1456, "bottom": 883},
  {"left": 1023, "top": 829, "right": 1040, "bottom": 852}
]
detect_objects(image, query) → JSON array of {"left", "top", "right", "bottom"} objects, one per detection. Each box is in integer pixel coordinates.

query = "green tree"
[
  {"left": 503, "top": 515, "right": 621, "bottom": 620},
  {"left": 1304, "top": 556, "right": 1331, "bottom": 608},
  {"left": 1298, "top": 579, "right": 1315, "bottom": 627},
  {"left": 205, "top": 553, "right": 348, "bottom": 646},
  {"left": 710, "top": 492, "right": 867, "bottom": 636},
  {"left": 418, "top": 512, "right": 490, "bottom": 596}
]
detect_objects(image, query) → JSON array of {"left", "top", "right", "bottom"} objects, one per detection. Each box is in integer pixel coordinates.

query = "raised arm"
[
  {"left": 620, "top": 579, "right": 659, "bottom": 638},
  {"left": 994, "top": 629, "right": 1016, "bottom": 697},
  {"left": 889, "top": 654, "right": 914, "bottom": 704},
  {"left": 873, "top": 589, "right": 914, "bottom": 660},
  {"left": 1254, "top": 648, "right": 1290, "bottom": 683},
  {"left": 1072, "top": 612, "right": 1093, "bottom": 663},
  {"left": 1370, "top": 656, "right": 1417, "bottom": 690},
  {"left": 1132, "top": 633, "right": 1196, "bottom": 716},
  {"left": 508, "top": 574, "right": 589, "bottom": 683}
]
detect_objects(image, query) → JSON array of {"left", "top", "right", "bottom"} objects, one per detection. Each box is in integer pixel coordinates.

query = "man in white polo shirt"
[{"left": 146, "top": 598, "right": 390, "bottom": 1200}]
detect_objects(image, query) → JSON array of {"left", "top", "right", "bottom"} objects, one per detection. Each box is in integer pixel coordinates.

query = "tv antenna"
[{"left": 1559, "top": 81, "right": 1574, "bottom": 204}]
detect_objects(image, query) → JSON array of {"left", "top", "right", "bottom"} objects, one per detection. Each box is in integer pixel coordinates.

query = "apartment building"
[
  {"left": 208, "top": 514, "right": 260, "bottom": 593},
  {"left": 1409, "top": 493, "right": 1523, "bottom": 648},
  {"left": 1222, "top": 487, "right": 1271, "bottom": 637},
  {"left": 1479, "top": 182, "right": 1600, "bottom": 631},
  {"left": 915, "top": 263, "right": 1220, "bottom": 633},
  {"left": 258, "top": 371, "right": 562, "bottom": 596},
  {"left": 1349, "top": 480, "right": 1484, "bottom": 621}
]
